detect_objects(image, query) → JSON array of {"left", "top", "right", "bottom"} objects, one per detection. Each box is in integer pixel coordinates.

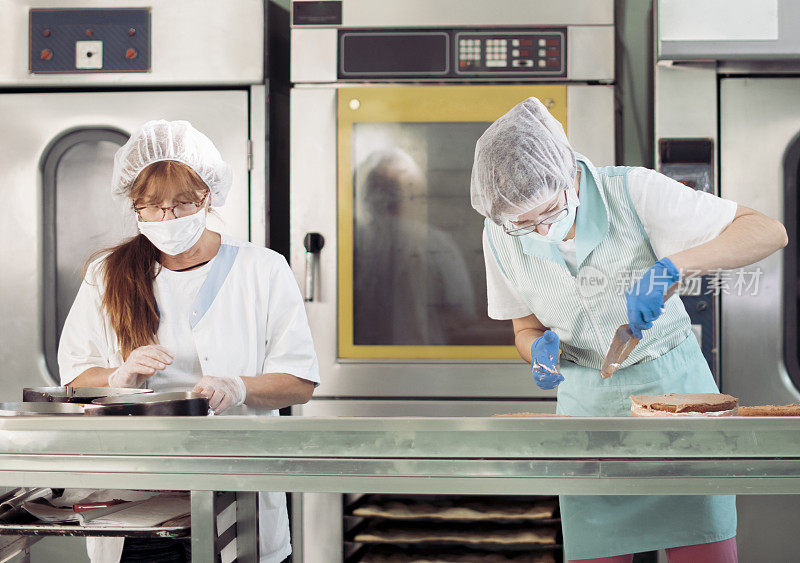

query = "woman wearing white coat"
[{"left": 58, "top": 120, "right": 319, "bottom": 563}]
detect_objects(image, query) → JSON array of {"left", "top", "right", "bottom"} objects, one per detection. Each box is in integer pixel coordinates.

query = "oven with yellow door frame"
[
  {"left": 289, "top": 2, "right": 615, "bottom": 560},
  {"left": 289, "top": 0, "right": 615, "bottom": 404}
]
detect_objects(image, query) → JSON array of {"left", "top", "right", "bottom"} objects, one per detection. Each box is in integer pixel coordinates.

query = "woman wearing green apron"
[{"left": 471, "top": 98, "right": 787, "bottom": 562}]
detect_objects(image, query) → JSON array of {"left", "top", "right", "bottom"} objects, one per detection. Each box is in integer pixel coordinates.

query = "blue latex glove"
[
  {"left": 626, "top": 257, "right": 681, "bottom": 339},
  {"left": 530, "top": 330, "right": 564, "bottom": 390}
]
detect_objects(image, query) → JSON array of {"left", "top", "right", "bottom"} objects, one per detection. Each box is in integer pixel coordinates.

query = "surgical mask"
[
  {"left": 525, "top": 187, "right": 579, "bottom": 244},
  {"left": 137, "top": 208, "right": 207, "bottom": 255}
]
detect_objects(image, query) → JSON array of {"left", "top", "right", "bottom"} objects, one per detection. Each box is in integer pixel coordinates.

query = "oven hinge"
[{"left": 247, "top": 139, "right": 253, "bottom": 171}]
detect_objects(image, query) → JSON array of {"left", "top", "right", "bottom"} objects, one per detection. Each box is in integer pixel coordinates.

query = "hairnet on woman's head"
[
  {"left": 470, "top": 97, "right": 577, "bottom": 225},
  {"left": 111, "top": 120, "right": 233, "bottom": 206}
]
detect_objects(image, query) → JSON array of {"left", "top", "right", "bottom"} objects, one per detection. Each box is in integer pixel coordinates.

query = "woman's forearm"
[
  {"left": 669, "top": 207, "right": 788, "bottom": 275},
  {"left": 67, "top": 367, "right": 114, "bottom": 387},
  {"left": 514, "top": 327, "right": 547, "bottom": 363},
  {"left": 242, "top": 373, "right": 315, "bottom": 410}
]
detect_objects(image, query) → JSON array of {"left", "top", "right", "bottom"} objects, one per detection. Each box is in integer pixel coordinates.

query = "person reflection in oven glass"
[
  {"left": 57, "top": 120, "right": 318, "bottom": 563},
  {"left": 471, "top": 98, "right": 787, "bottom": 563},
  {"left": 354, "top": 148, "right": 479, "bottom": 346}
]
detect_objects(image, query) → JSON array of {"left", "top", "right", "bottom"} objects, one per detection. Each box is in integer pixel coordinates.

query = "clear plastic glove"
[
  {"left": 108, "top": 345, "right": 173, "bottom": 388},
  {"left": 530, "top": 330, "right": 564, "bottom": 390},
  {"left": 192, "top": 376, "right": 247, "bottom": 414},
  {"left": 626, "top": 257, "right": 681, "bottom": 339}
]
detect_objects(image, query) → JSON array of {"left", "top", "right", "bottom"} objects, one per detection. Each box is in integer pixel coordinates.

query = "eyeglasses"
[
  {"left": 134, "top": 195, "right": 207, "bottom": 222},
  {"left": 502, "top": 191, "right": 569, "bottom": 236}
]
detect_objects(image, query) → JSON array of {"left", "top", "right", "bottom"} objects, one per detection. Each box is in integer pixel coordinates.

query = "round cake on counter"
[{"left": 630, "top": 393, "right": 738, "bottom": 416}]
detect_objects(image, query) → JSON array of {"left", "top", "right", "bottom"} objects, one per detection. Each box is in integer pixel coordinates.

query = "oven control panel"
[
  {"left": 455, "top": 32, "right": 564, "bottom": 75},
  {"left": 29, "top": 8, "right": 151, "bottom": 73},
  {"left": 339, "top": 27, "right": 567, "bottom": 80}
]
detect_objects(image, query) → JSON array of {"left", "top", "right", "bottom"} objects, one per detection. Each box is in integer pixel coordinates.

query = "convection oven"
[
  {"left": 289, "top": 1, "right": 616, "bottom": 561},
  {"left": 0, "top": 0, "right": 284, "bottom": 401}
]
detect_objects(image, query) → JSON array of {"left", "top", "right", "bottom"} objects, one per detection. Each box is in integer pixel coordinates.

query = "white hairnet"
[
  {"left": 470, "top": 97, "right": 577, "bottom": 225},
  {"left": 111, "top": 120, "right": 232, "bottom": 206}
]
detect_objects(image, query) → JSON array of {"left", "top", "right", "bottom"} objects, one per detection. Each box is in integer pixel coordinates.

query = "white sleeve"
[
  {"left": 483, "top": 230, "right": 532, "bottom": 320},
  {"left": 262, "top": 256, "right": 320, "bottom": 385},
  {"left": 626, "top": 167, "right": 738, "bottom": 260},
  {"left": 57, "top": 263, "right": 113, "bottom": 385}
]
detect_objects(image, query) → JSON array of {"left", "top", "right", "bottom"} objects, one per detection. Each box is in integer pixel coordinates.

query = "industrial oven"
[
  {"left": 654, "top": 0, "right": 800, "bottom": 560},
  {"left": 0, "top": 0, "right": 289, "bottom": 400},
  {"left": 289, "top": 1, "right": 616, "bottom": 561}
]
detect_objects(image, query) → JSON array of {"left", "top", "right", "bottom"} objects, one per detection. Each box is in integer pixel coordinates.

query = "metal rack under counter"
[{"left": 3, "top": 415, "right": 800, "bottom": 562}]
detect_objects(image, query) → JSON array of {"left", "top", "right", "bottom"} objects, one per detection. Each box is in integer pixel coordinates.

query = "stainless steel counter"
[
  {"left": 2, "top": 415, "right": 800, "bottom": 495},
  {"left": 2, "top": 415, "right": 800, "bottom": 562}
]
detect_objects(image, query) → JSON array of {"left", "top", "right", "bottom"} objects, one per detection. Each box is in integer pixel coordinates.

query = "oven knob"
[
  {"left": 86, "top": 29, "right": 93, "bottom": 37},
  {"left": 128, "top": 28, "right": 136, "bottom": 37},
  {"left": 125, "top": 48, "right": 138, "bottom": 60},
  {"left": 40, "top": 49, "right": 53, "bottom": 61},
  {"left": 43, "top": 29, "right": 51, "bottom": 37}
]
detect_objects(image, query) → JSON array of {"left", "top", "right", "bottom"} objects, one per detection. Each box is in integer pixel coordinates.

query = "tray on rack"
[{"left": 0, "top": 514, "right": 190, "bottom": 538}]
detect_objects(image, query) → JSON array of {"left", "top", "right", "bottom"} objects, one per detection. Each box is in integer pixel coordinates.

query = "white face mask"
[
  {"left": 525, "top": 186, "right": 580, "bottom": 244},
  {"left": 137, "top": 208, "right": 207, "bottom": 255}
]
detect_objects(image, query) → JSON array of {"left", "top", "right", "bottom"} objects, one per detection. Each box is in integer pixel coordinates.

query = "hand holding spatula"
[{"left": 600, "top": 258, "right": 682, "bottom": 378}]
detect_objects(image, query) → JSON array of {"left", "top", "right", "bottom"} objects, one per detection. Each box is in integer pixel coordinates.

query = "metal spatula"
[{"left": 600, "top": 282, "right": 680, "bottom": 378}]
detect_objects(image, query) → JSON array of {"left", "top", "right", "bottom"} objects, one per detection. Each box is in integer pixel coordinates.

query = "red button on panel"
[
  {"left": 460, "top": 60, "right": 467, "bottom": 67},
  {"left": 125, "top": 48, "right": 138, "bottom": 60},
  {"left": 546, "top": 39, "right": 559, "bottom": 46},
  {"left": 86, "top": 29, "right": 93, "bottom": 37},
  {"left": 40, "top": 49, "right": 53, "bottom": 60},
  {"left": 43, "top": 29, "right": 51, "bottom": 37},
  {"left": 128, "top": 28, "right": 136, "bottom": 36}
]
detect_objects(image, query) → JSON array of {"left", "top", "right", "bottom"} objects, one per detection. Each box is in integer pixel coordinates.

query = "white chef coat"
[
  {"left": 58, "top": 233, "right": 320, "bottom": 563},
  {"left": 148, "top": 258, "right": 214, "bottom": 391},
  {"left": 484, "top": 167, "right": 739, "bottom": 320}
]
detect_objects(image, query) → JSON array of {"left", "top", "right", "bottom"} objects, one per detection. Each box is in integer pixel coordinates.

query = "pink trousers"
[{"left": 570, "top": 537, "right": 737, "bottom": 563}]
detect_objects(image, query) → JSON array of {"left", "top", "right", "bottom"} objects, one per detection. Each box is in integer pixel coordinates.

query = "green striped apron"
[{"left": 485, "top": 156, "right": 736, "bottom": 560}]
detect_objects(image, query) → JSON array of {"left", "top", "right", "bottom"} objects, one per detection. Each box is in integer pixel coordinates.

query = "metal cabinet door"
[{"left": 0, "top": 90, "right": 250, "bottom": 396}]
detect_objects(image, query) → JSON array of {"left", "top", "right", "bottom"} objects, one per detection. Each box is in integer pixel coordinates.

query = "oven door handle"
[{"left": 303, "top": 232, "right": 325, "bottom": 302}]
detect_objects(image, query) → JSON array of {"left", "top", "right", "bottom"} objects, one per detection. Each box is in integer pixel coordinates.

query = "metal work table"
[{"left": 2, "top": 415, "right": 800, "bottom": 561}]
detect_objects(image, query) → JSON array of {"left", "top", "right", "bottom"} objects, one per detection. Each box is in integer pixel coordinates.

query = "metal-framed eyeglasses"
[
  {"left": 502, "top": 190, "right": 569, "bottom": 236},
  {"left": 134, "top": 195, "right": 208, "bottom": 222}
]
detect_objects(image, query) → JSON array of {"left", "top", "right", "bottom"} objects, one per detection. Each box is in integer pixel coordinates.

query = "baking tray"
[
  {"left": 87, "top": 392, "right": 209, "bottom": 416},
  {"left": 23, "top": 387, "right": 152, "bottom": 404},
  {"left": 0, "top": 515, "right": 190, "bottom": 538}
]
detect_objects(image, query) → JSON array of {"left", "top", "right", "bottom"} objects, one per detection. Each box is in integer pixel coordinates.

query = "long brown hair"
[{"left": 85, "top": 161, "right": 210, "bottom": 360}]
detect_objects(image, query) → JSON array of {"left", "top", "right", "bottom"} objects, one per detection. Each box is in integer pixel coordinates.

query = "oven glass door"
[{"left": 338, "top": 85, "right": 567, "bottom": 359}]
